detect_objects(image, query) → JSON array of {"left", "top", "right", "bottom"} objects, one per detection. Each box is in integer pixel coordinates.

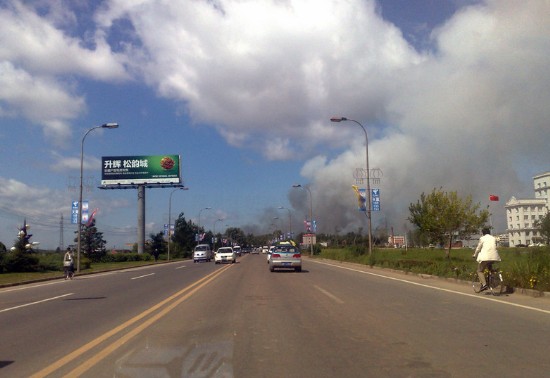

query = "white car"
[{"left": 215, "top": 247, "right": 236, "bottom": 264}]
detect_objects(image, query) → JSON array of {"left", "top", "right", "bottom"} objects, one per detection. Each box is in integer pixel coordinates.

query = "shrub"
[{"left": 5, "top": 251, "right": 40, "bottom": 272}]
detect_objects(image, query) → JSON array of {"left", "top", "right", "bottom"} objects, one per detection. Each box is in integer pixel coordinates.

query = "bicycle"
[{"left": 472, "top": 262, "right": 504, "bottom": 296}]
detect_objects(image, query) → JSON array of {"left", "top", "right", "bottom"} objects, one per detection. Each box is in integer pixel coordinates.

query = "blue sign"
[
  {"left": 371, "top": 189, "right": 380, "bottom": 211},
  {"left": 71, "top": 201, "right": 89, "bottom": 224},
  {"left": 71, "top": 201, "right": 79, "bottom": 224}
]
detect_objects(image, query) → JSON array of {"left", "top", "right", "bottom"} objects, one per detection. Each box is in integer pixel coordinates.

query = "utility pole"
[{"left": 59, "top": 213, "right": 64, "bottom": 251}]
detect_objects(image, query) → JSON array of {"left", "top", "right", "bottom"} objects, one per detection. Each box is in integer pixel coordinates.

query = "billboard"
[{"left": 101, "top": 155, "right": 181, "bottom": 186}]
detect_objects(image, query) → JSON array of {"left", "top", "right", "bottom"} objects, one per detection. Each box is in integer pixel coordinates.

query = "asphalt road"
[{"left": 1, "top": 254, "right": 549, "bottom": 377}]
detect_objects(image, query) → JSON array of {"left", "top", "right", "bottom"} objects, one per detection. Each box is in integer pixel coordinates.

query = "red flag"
[
  {"left": 86, "top": 208, "right": 98, "bottom": 226},
  {"left": 489, "top": 194, "right": 499, "bottom": 201}
]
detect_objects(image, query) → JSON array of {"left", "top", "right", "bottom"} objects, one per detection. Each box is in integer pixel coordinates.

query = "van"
[
  {"left": 193, "top": 244, "right": 212, "bottom": 263},
  {"left": 233, "top": 246, "right": 242, "bottom": 256}
]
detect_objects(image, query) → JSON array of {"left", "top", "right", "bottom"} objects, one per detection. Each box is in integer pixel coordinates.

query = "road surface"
[{"left": 1, "top": 254, "right": 549, "bottom": 377}]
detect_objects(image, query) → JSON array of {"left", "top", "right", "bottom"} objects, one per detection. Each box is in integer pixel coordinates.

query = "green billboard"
[{"left": 101, "top": 155, "right": 181, "bottom": 185}]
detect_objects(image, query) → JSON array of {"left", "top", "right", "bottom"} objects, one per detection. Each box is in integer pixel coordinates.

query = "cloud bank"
[{"left": 1, "top": 0, "right": 549, "bottom": 241}]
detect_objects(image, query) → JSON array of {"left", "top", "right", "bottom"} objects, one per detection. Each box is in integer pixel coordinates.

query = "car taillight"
[
  {"left": 293, "top": 254, "right": 301, "bottom": 258},
  {"left": 272, "top": 253, "right": 281, "bottom": 258}
]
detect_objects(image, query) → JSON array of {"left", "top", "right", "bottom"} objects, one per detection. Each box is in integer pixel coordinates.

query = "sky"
[{"left": 1, "top": 0, "right": 549, "bottom": 250}]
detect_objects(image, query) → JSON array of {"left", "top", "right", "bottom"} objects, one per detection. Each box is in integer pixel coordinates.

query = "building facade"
[{"left": 505, "top": 172, "right": 550, "bottom": 246}]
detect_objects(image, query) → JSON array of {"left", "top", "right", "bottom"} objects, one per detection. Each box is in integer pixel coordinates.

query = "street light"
[
  {"left": 198, "top": 207, "right": 212, "bottom": 230},
  {"left": 330, "top": 116, "right": 372, "bottom": 256},
  {"left": 168, "top": 186, "right": 189, "bottom": 261},
  {"left": 292, "top": 184, "right": 314, "bottom": 256},
  {"left": 278, "top": 206, "right": 292, "bottom": 240},
  {"left": 273, "top": 217, "right": 281, "bottom": 241},
  {"left": 213, "top": 218, "right": 224, "bottom": 248},
  {"left": 77, "top": 122, "right": 118, "bottom": 273}
]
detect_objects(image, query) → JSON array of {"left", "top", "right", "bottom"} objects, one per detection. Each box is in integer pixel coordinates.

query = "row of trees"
[{"left": 147, "top": 212, "right": 276, "bottom": 259}]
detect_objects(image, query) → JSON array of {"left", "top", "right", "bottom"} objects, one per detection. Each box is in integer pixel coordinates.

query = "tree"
[
  {"left": 534, "top": 213, "right": 550, "bottom": 245},
  {"left": 77, "top": 220, "right": 107, "bottom": 262},
  {"left": 172, "top": 213, "right": 199, "bottom": 258},
  {"left": 149, "top": 232, "right": 166, "bottom": 257},
  {"left": 408, "top": 188, "right": 489, "bottom": 258},
  {"left": 225, "top": 227, "right": 246, "bottom": 246}
]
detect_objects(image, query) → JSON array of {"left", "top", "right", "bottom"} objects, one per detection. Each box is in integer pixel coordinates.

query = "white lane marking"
[
  {"left": 314, "top": 285, "right": 344, "bottom": 304},
  {"left": 311, "top": 260, "right": 550, "bottom": 315},
  {"left": 0, "top": 280, "right": 66, "bottom": 293},
  {"left": 176, "top": 265, "right": 186, "bottom": 270},
  {"left": 131, "top": 273, "right": 155, "bottom": 280},
  {"left": 0, "top": 293, "right": 73, "bottom": 313}
]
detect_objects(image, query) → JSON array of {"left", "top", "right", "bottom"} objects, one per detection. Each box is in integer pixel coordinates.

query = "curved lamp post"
[
  {"left": 330, "top": 116, "right": 372, "bottom": 256},
  {"left": 77, "top": 122, "right": 118, "bottom": 273},
  {"left": 273, "top": 217, "right": 281, "bottom": 240},
  {"left": 198, "top": 207, "right": 212, "bottom": 231},
  {"left": 168, "top": 186, "right": 189, "bottom": 261},
  {"left": 213, "top": 218, "right": 224, "bottom": 249},
  {"left": 292, "top": 184, "right": 314, "bottom": 256},
  {"left": 278, "top": 206, "right": 292, "bottom": 240}
]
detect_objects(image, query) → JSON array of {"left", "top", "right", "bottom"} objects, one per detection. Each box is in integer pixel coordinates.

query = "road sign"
[
  {"left": 371, "top": 189, "right": 380, "bottom": 211},
  {"left": 71, "top": 201, "right": 79, "bottom": 224}
]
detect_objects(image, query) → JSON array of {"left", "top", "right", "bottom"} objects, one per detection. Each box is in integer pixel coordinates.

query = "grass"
[{"left": 318, "top": 246, "right": 550, "bottom": 292}]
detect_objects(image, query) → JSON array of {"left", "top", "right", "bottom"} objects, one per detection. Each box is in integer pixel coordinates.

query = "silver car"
[
  {"left": 193, "top": 244, "right": 212, "bottom": 263},
  {"left": 268, "top": 242, "right": 302, "bottom": 272}
]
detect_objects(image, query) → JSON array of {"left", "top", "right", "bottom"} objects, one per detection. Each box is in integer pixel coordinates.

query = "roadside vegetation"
[{"left": 318, "top": 246, "right": 550, "bottom": 292}]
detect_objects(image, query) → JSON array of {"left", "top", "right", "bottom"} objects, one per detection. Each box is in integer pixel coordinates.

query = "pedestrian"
[
  {"left": 473, "top": 228, "right": 501, "bottom": 291},
  {"left": 63, "top": 247, "right": 74, "bottom": 279}
]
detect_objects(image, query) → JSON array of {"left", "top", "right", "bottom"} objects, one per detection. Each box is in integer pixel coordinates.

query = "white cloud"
[
  {"left": 1, "top": 0, "right": 549, "bottom": 243},
  {"left": 96, "top": 0, "right": 420, "bottom": 156},
  {"left": 0, "top": 0, "right": 129, "bottom": 143}
]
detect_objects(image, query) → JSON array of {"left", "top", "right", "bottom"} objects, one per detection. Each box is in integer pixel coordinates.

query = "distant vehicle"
[
  {"left": 215, "top": 247, "right": 236, "bottom": 264},
  {"left": 193, "top": 244, "right": 213, "bottom": 263},
  {"left": 268, "top": 241, "right": 301, "bottom": 272},
  {"left": 251, "top": 247, "right": 260, "bottom": 254},
  {"left": 233, "top": 246, "right": 242, "bottom": 256},
  {"left": 261, "top": 246, "right": 269, "bottom": 254},
  {"left": 267, "top": 245, "right": 276, "bottom": 263}
]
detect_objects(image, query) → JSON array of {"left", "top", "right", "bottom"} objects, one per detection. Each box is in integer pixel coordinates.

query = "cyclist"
[
  {"left": 63, "top": 247, "right": 74, "bottom": 279},
  {"left": 473, "top": 227, "right": 501, "bottom": 291}
]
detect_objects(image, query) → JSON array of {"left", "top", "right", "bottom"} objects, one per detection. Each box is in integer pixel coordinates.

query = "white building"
[{"left": 505, "top": 172, "right": 549, "bottom": 246}]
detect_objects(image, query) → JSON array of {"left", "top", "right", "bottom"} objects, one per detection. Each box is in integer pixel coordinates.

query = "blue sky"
[{"left": 1, "top": 0, "right": 549, "bottom": 250}]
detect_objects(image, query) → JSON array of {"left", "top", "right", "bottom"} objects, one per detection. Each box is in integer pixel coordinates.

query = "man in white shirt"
[{"left": 473, "top": 228, "right": 501, "bottom": 291}]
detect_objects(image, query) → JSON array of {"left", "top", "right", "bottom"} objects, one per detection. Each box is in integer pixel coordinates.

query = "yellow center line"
[{"left": 30, "top": 265, "right": 232, "bottom": 378}]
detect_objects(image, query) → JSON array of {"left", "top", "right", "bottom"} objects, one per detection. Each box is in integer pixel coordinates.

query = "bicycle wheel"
[
  {"left": 472, "top": 272, "right": 483, "bottom": 293},
  {"left": 489, "top": 272, "right": 504, "bottom": 296}
]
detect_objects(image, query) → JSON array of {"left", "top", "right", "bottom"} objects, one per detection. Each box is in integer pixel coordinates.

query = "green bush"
[{"left": 4, "top": 251, "right": 40, "bottom": 272}]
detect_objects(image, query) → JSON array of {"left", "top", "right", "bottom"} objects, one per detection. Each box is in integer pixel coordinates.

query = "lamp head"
[
  {"left": 292, "top": 184, "right": 302, "bottom": 188},
  {"left": 330, "top": 117, "right": 348, "bottom": 122},
  {"left": 102, "top": 123, "right": 119, "bottom": 129}
]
